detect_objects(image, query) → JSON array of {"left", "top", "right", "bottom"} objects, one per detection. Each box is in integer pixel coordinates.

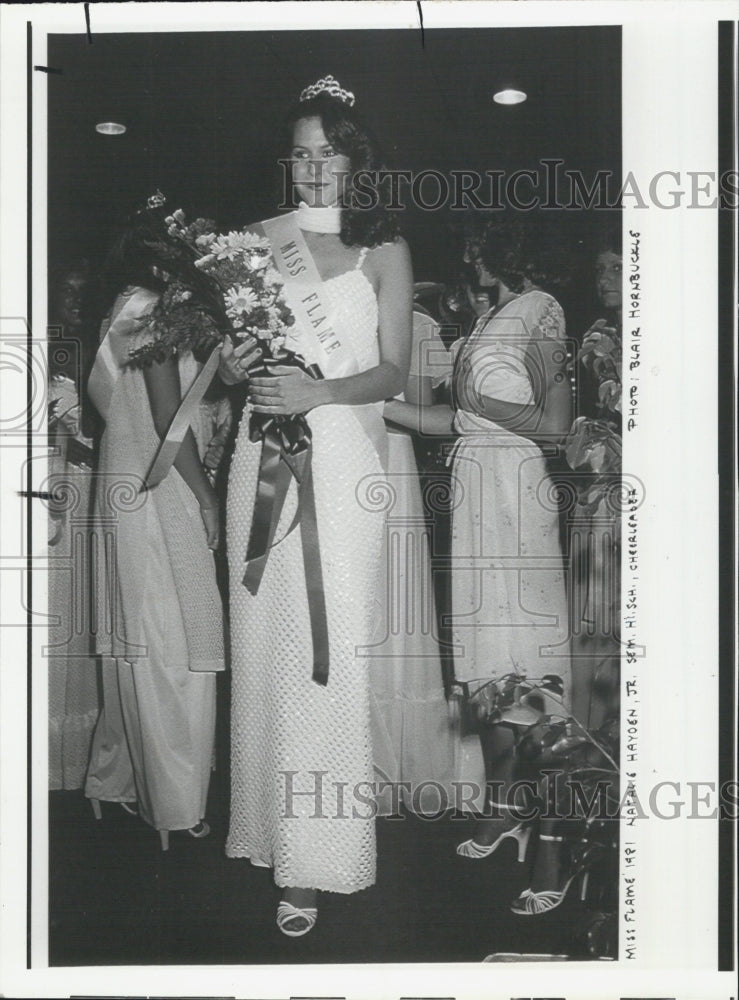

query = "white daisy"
[{"left": 225, "top": 285, "right": 259, "bottom": 318}]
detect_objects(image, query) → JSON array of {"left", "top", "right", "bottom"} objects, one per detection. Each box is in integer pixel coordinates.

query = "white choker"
[{"left": 296, "top": 201, "right": 342, "bottom": 234}]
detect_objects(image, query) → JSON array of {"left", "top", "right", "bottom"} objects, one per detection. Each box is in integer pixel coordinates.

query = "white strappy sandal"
[
  {"left": 510, "top": 834, "right": 592, "bottom": 916},
  {"left": 456, "top": 821, "right": 531, "bottom": 862},
  {"left": 276, "top": 900, "right": 318, "bottom": 938}
]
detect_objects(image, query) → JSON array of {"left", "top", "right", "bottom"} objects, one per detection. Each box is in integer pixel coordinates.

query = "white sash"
[{"left": 261, "top": 212, "right": 387, "bottom": 470}]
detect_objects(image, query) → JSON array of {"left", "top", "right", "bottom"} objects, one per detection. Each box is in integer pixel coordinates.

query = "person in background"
[
  {"left": 567, "top": 224, "right": 622, "bottom": 729},
  {"left": 385, "top": 214, "right": 573, "bottom": 879},
  {"left": 505, "top": 225, "right": 623, "bottom": 918},
  {"left": 84, "top": 202, "right": 225, "bottom": 849},
  {"left": 47, "top": 259, "right": 101, "bottom": 791},
  {"left": 370, "top": 286, "right": 456, "bottom": 815}
]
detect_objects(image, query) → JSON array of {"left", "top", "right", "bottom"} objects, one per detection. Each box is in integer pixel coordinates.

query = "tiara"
[
  {"left": 147, "top": 190, "right": 167, "bottom": 210},
  {"left": 299, "top": 75, "right": 355, "bottom": 107}
]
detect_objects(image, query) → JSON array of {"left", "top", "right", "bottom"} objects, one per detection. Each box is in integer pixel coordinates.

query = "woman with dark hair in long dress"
[
  {"left": 220, "top": 77, "right": 413, "bottom": 936},
  {"left": 84, "top": 204, "right": 225, "bottom": 848},
  {"left": 385, "top": 214, "right": 573, "bottom": 905}
]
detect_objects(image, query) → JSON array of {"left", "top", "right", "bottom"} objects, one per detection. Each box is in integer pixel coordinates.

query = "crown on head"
[
  {"left": 299, "top": 75, "right": 355, "bottom": 107},
  {"left": 147, "top": 190, "right": 167, "bottom": 210}
]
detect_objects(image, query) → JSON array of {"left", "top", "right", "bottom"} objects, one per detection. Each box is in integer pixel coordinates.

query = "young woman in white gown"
[
  {"left": 220, "top": 78, "right": 413, "bottom": 936},
  {"left": 85, "top": 206, "right": 225, "bottom": 847}
]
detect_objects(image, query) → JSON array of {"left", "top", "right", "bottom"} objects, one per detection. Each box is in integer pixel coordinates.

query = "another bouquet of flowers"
[
  {"left": 564, "top": 317, "right": 623, "bottom": 524},
  {"left": 576, "top": 318, "right": 622, "bottom": 421},
  {"left": 454, "top": 671, "right": 567, "bottom": 731}
]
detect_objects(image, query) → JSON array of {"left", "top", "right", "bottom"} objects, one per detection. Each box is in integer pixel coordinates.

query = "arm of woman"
[
  {"left": 249, "top": 239, "right": 414, "bottom": 414},
  {"left": 383, "top": 397, "right": 455, "bottom": 435},
  {"left": 523, "top": 334, "right": 573, "bottom": 444},
  {"left": 404, "top": 308, "right": 451, "bottom": 407},
  {"left": 384, "top": 315, "right": 457, "bottom": 435},
  {"left": 143, "top": 354, "right": 220, "bottom": 548},
  {"left": 455, "top": 296, "right": 571, "bottom": 449}
]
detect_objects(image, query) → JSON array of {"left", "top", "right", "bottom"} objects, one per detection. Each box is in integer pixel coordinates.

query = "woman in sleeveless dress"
[
  {"left": 84, "top": 206, "right": 224, "bottom": 847},
  {"left": 385, "top": 215, "right": 573, "bottom": 895},
  {"left": 220, "top": 79, "right": 413, "bottom": 936}
]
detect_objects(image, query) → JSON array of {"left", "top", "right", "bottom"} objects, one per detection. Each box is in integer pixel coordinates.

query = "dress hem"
[{"left": 224, "top": 847, "right": 376, "bottom": 894}]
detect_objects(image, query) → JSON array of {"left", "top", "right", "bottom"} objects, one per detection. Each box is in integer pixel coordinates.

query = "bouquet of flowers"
[
  {"left": 454, "top": 671, "right": 567, "bottom": 729},
  {"left": 126, "top": 199, "right": 319, "bottom": 456},
  {"left": 127, "top": 207, "right": 296, "bottom": 369},
  {"left": 576, "top": 318, "right": 622, "bottom": 421},
  {"left": 564, "top": 317, "right": 623, "bottom": 531}
]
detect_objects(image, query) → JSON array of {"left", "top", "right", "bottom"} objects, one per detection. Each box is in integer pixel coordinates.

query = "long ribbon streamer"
[
  {"left": 298, "top": 450, "right": 329, "bottom": 684},
  {"left": 144, "top": 343, "right": 222, "bottom": 489},
  {"left": 242, "top": 424, "right": 329, "bottom": 683},
  {"left": 242, "top": 430, "right": 302, "bottom": 594}
]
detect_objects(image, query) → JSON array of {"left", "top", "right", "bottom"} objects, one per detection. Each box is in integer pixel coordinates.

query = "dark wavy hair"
[
  {"left": 284, "top": 92, "right": 400, "bottom": 249},
  {"left": 463, "top": 211, "right": 577, "bottom": 295},
  {"left": 50, "top": 256, "right": 98, "bottom": 326},
  {"left": 51, "top": 256, "right": 92, "bottom": 293},
  {"left": 103, "top": 203, "right": 219, "bottom": 313}
]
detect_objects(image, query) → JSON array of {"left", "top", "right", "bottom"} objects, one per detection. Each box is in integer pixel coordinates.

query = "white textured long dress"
[
  {"left": 450, "top": 289, "right": 571, "bottom": 700},
  {"left": 226, "top": 261, "right": 387, "bottom": 894},
  {"left": 369, "top": 309, "right": 456, "bottom": 814},
  {"left": 84, "top": 287, "right": 224, "bottom": 832}
]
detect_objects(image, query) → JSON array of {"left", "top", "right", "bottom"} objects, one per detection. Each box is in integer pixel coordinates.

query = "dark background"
[{"left": 48, "top": 25, "right": 621, "bottom": 319}]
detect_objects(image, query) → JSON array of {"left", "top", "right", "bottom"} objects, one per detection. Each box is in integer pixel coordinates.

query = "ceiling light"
[
  {"left": 493, "top": 89, "right": 527, "bottom": 106},
  {"left": 95, "top": 122, "right": 127, "bottom": 135}
]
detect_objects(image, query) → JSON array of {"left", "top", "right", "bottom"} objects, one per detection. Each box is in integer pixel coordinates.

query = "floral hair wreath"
[{"left": 299, "top": 74, "right": 355, "bottom": 107}]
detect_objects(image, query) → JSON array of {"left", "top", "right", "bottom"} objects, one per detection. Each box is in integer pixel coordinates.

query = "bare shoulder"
[
  {"left": 372, "top": 236, "right": 411, "bottom": 267},
  {"left": 366, "top": 237, "right": 412, "bottom": 285}
]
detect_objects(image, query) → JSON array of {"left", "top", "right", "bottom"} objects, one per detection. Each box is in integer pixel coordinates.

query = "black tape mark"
[
  {"left": 416, "top": 0, "right": 425, "bottom": 48},
  {"left": 18, "top": 491, "right": 56, "bottom": 501},
  {"left": 84, "top": 2, "right": 92, "bottom": 44},
  {"left": 34, "top": 65, "right": 63, "bottom": 74}
]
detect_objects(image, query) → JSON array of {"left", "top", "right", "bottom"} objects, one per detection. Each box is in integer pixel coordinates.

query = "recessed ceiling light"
[
  {"left": 493, "top": 89, "right": 527, "bottom": 106},
  {"left": 96, "top": 122, "right": 127, "bottom": 135}
]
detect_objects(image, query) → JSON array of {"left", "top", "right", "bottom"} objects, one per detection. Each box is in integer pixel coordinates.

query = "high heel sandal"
[
  {"left": 456, "top": 821, "right": 531, "bottom": 862},
  {"left": 159, "top": 821, "right": 210, "bottom": 852},
  {"left": 89, "top": 798, "right": 137, "bottom": 820},
  {"left": 276, "top": 901, "right": 318, "bottom": 938},
  {"left": 90, "top": 798, "right": 209, "bottom": 849},
  {"left": 510, "top": 836, "right": 596, "bottom": 916}
]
